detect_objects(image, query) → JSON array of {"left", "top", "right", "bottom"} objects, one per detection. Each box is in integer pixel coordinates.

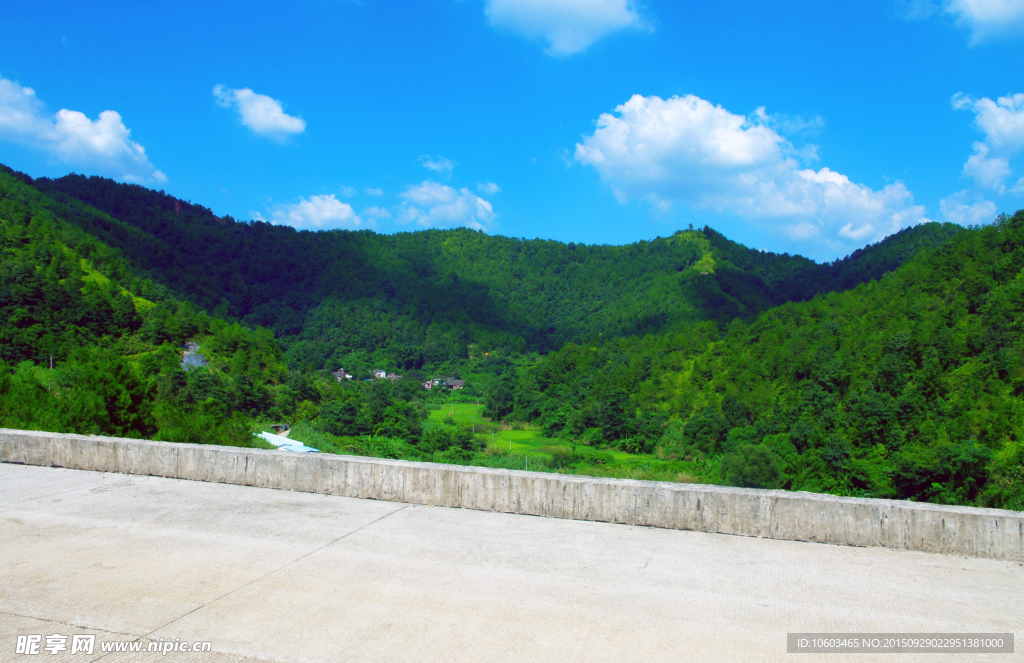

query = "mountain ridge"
[{"left": 19, "top": 168, "right": 962, "bottom": 373}]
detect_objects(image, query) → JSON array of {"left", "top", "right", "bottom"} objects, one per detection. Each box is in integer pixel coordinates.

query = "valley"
[{"left": 1, "top": 164, "right": 1020, "bottom": 509}]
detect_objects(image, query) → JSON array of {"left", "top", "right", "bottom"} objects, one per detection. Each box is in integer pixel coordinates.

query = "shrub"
[
  {"left": 720, "top": 444, "right": 783, "bottom": 489},
  {"left": 547, "top": 448, "right": 576, "bottom": 468},
  {"left": 723, "top": 425, "right": 760, "bottom": 453},
  {"left": 420, "top": 423, "right": 478, "bottom": 454},
  {"left": 683, "top": 407, "right": 728, "bottom": 454}
]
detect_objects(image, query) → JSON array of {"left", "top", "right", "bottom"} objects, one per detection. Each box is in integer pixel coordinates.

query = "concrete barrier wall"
[{"left": 2, "top": 428, "right": 1022, "bottom": 561}]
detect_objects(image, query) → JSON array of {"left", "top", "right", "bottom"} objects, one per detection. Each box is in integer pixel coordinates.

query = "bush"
[
  {"left": 360, "top": 435, "right": 408, "bottom": 460},
  {"left": 295, "top": 399, "right": 319, "bottom": 422},
  {"left": 892, "top": 440, "right": 994, "bottom": 504},
  {"left": 658, "top": 418, "right": 686, "bottom": 457},
  {"left": 618, "top": 437, "right": 649, "bottom": 454},
  {"left": 547, "top": 448, "right": 577, "bottom": 468},
  {"left": 316, "top": 395, "right": 360, "bottom": 436},
  {"left": 420, "top": 423, "right": 479, "bottom": 454},
  {"left": 573, "top": 446, "right": 615, "bottom": 466},
  {"left": 723, "top": 425, "right": 759, "bottom": 453},
  {"left": 683, "top": 407, "right": 728, "bottom": 454},
  {"left": 823, "top": 433, "right": 851, "bottom": 473},
  {"left": 761, "top": 432, "right": 798, "bottom": 460},
  {"left": 720, "top": 444, "right": 783, "bottom": 489},
  {"left": 983, "top": 439, "right": 1024, "bottom": 510}
]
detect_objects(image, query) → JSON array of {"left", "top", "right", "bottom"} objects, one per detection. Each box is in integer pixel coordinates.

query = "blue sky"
[{"left": 1, "top": 0, "right": 1022, "bottom": 260}]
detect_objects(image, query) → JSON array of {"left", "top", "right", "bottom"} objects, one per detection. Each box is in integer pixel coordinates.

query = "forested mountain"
[
  {"left": 0, "top": 168, "right": 424, "bottom": 446},
  {"left": 503, "top": 211, "right": 1024, "bottom": 509},
  {"left": 7, "top": 162, "right": 1013, "bottom": 510},
  {"left": 23, "top": 169, "right": 959, "bottom": 374}
]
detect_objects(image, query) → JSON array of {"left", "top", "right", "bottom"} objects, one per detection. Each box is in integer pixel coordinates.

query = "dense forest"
[
  {"left": 0, "top": 168, "right": 426, "bottom": 448},
  {"left": 3, "top": 164, "right": 1020, "bottom": 510},
  {"left": 496, "top": 212, "right": 1024, "bottom": 509},
  {"left": 23, "top": 169, "right": 958, "bottom": 375}
]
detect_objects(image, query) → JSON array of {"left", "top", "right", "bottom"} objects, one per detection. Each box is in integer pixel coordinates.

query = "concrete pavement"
[{"left": 1, "top": 463, "right": 1021, "bottom": 662}]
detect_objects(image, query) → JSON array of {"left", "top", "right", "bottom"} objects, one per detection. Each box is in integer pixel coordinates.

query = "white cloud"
[
  {"left": 900, "top": 0, "right": 1024, "bottom": 44},
  {"left": 418, "top": 154, "right": 455, "bottom": 177},
  {"left": 954, "top": 92, "right": 1024, "bottom": 192},
  {"left": 962, "top": 142, "right": 1011, "bottom": 191},
  {"left": 477, "top": 181, "right": 501, "bottom": 195},
  {"left": 953, "top": 92, "right": 1024, "bottom": 150},
  {"left": 484, "top": 0, "right": 647, "bottom": 56},
  {"left": 940, "top": 190, "right": 998, "bottom": 225},
  {"left": 575, "top": 93, "right": 929, "bottom": 254},
  {"left": 399, "top": 180, "right": 496, "bottom": 231},
  {"left": 213, "top": 85, "right": 305, "bottom": 140},
  {"left": 338, "top": 185, "right": 357, "bottom": 197},
  {"left": 947, "top": 0, "right": 1024, "bottom": 44},
  {"left": 0, "top": 75, "right": 165, "bottom": 182},
  {"left": 365, "top": 187, "right": 384, "bottom": 196},
  {"left": 268, "top": 194, "right": 364, "bottom": 230},
  {"left": 0, "top": 76, "right": 53, "bottom": 140}
]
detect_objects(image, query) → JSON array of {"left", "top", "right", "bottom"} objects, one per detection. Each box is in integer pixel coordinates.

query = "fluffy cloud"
[
  {"left": 940, "top": 190, "right": 998, "bottom": 225},
  {"left": 0, "top": 77, "right": 55, "bottom": 140},
  {"left": 418, "top": 154, "right": 454, "bottom": 177},
  {"left": 901, "top": 0, "right": 1024, "bottom": 44},
  {"left": 575, "top": 93, "right": 928, "bottom": 253},
  {"left": 0, "top": 75, "right": 165, "bottom": 182},
  {"left": 954, "top": 92, "right": 1024, "bottom": 192},
  {"left": 947, "top": 0, "right": 1024, "bottom": 44},
  {"left": 266, "top": 194, "right": 364, "bottom": 230},
  {"left": 954, "top": 92, "right": 1024, "bottom": 150},
  {"left": 477, "top": 181, "right": 501, "bottom": 195},
  {"left": 399, "top": 180, "right": 495, "bottom": 231},
  {"left": 962, "top": 142, "right": 1011, "bottom": 192},
  {"left": 484, "top": 0, "right": 646, "bottom": 56},
  {"left": 213, "top": 85, "right": 305, "bottom": 140}
]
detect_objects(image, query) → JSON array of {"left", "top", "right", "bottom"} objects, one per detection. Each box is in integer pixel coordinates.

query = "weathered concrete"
[
  {"left": 1, "top": 428, "right": 1023, "bottom": 560},
  {"left": 1, "top": 464, "right": 1021, "bottom": 663}
]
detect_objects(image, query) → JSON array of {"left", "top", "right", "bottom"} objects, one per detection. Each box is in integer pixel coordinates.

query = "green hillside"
[
  {"left": 0, "top": 170, "right": 291, "bottom": 444},
  {"left": 24, "top": 169, "right": 959, "bottom": 376},
  {"left": 6, "top": 163, "right": 1010, "bottom": 508},
  {"left": 0, "top": 168, "right": 421, "bottom": 448},
  {"left": 504, "top": 212, "right": 1024, "bottom": 509}
]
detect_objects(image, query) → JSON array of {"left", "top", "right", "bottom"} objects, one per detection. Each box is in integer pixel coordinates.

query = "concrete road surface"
[{"left": 0, "top": 463, "right": 1020, "bottom": 662}]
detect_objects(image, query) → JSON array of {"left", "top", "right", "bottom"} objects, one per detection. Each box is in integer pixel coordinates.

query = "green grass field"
[
  {"left": 427, "top": 403, "right": 654, "bottom": 463},
  {"left": 426, "top": 402, "right": 484, "bottom": 427}
]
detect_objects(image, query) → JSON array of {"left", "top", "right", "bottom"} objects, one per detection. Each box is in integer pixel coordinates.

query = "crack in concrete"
[
  {"left": 0, "top": 608, "right": 137, "bottom": 637},
  {"left": 0, "top": 469, "right": 120, "bottom": 507},
  {"left": 0, "top": 609, "right": 276, "bottom": 663},
  {"left": 122, "top": 503, "right": 412, "bottom": 658}
]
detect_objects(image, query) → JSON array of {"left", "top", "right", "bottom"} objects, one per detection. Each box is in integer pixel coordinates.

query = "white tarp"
[{"left": 255, "top": 431, "right": 319, "bottom": 453}]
